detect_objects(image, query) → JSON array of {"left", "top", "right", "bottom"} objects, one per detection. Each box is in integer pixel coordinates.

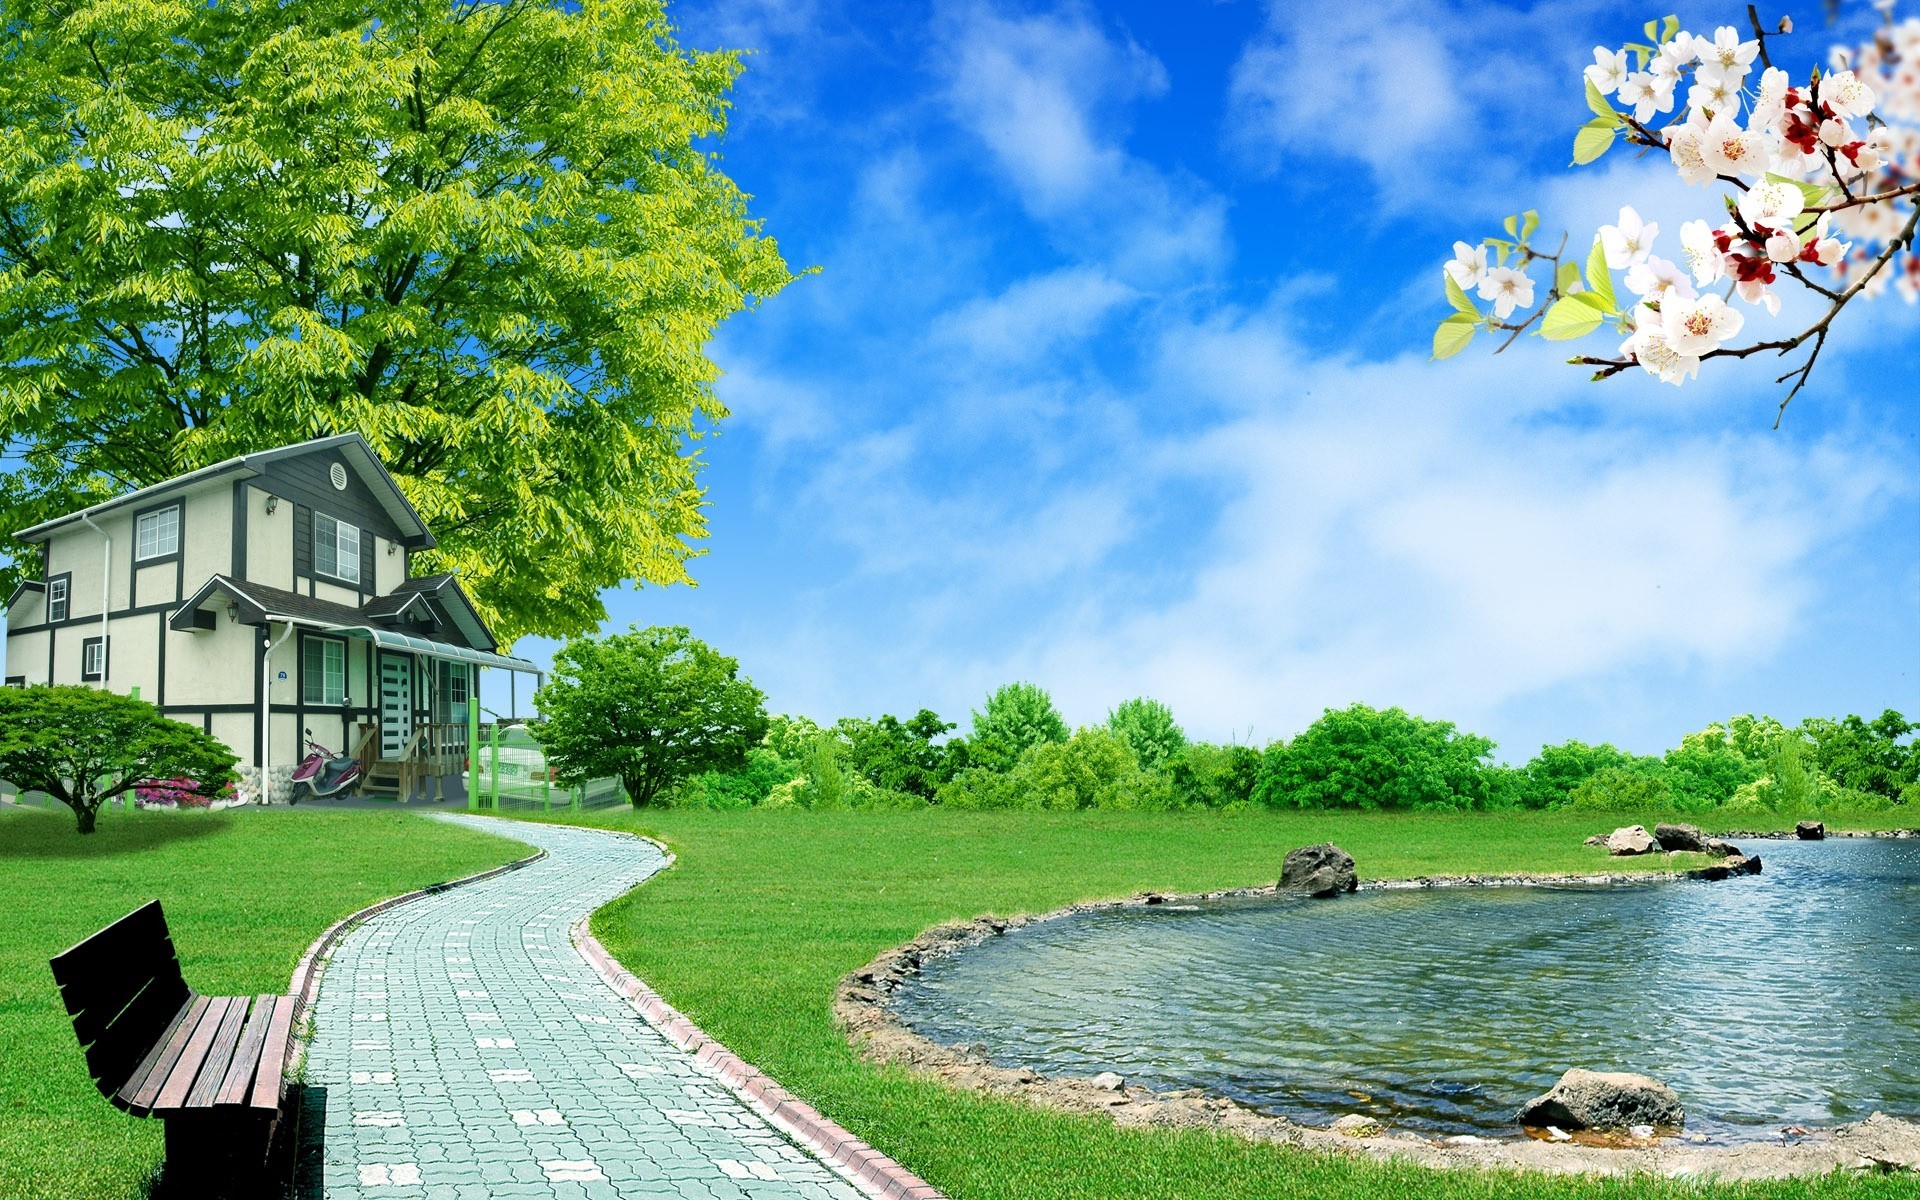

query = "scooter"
[{"left": 291, "top": 730, "right": 364, "bottom": 802}]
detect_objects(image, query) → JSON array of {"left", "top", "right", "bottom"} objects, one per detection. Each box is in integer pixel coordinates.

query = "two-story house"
[{"left": 1, "top": 433, "right": 539, "bottom": 801}]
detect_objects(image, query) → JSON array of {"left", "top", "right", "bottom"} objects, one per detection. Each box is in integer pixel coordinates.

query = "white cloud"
[{"left": 931, "top": 267, "right": 1138, "bottom": 364}]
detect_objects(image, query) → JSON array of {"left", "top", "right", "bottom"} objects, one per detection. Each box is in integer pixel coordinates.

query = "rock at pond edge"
[
  {"left": 1606, "top": 825, "right": 1658, "bottom": 856},
  {"left": 1279, "top": 843, "right": 1357, "bottom": 898},
  {"left": 1516, "top": 1069, "right": 1685, "bottom": 1133},
  {"left": 1654, "top": 823, "right": 1708, "bottom": 852},
  {"left": 1331, "top": 1113, "right": 1384, "bottom": 1137},
  {"left": 1796, "top": 820, "right": 1826, "bottom": 840}
]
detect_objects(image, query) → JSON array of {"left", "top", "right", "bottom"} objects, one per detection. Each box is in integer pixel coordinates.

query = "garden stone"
[
  {"left": 1278, "top": 843, "right": 1357, "bottom": 897},
  {"left": 1606, "top": 825, "right": 1658, "bottom": 856},
  {"left": 1583, "top": 835, "right": 1607, "bottom": 847},
  {"left": 1516, "top": 1069, "right": 1685, "bottom": 1132},
  {"left": 1090, "top": 1072, "right": 1125, "bottom": 1091},
  {"left": 1653, "top": 823, "right": 1707, "bottom": 852},
  {"left": 1331, "top": 1114, "right": 1384, "bottom": 1137},
  {"left": 1704, "top": 838, "right": 1740, "bottom": 858},
  {"left": 1796, "top": 821, "right": 1826, "bottom": 840}
]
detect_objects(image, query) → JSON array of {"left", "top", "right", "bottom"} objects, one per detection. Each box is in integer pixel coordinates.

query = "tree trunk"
[{"left": 74, "top": 803, "right": 98, "bottom": 834}]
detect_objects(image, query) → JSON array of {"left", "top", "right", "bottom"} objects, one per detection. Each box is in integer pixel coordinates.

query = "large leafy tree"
[
  {"left": 1106, "top": 696, "right": 1186, "bottom": 772},
  {"left": 0, "top": 0, "right": 794, "bottom": 639},
  {"left": 533, "top": 624, "right": 767, "bottom": 807},
  {"left": 0, "top": 686, "right": 238, "bottom": 832},
  {"left": 1254, "top": 703, "right": 1497, "bottom": 811},
  {"left": 967, "top": 682, "right": 1069, "bottom": 773}
]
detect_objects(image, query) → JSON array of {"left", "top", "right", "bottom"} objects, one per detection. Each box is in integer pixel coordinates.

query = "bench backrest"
[{"left": 48, "top": 900, "right": 192, "bottom": 1100}]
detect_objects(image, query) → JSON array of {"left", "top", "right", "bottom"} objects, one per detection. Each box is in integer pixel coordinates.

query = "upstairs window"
[
  {"left": 136, "top": 506, "right": 180, "bottom": 561},
  {"left": 302, "top": 637, "right": 346, "bottom": 706},
  {"left": 314, "top": 513, "right": 362, "bottom": 584},
  {"left": 47, "top": 577, "right": 69, "bottom": 623}
]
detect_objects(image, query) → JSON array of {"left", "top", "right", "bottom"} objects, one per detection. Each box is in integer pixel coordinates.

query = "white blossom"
[
  {"left": 1619, "top": 72, "right": 1676, "bottom": 123},
  {"left": 1478, "top": 266, "right": 1535, "bottom": 319},
  {"left": 1820, "top": 70, "right": 1876, "bottom": 119},
  {"left": 1599, "top": 206, "right": 1658, "bottom": 269},
  {"left": 1679, "top": 219, "right": 1726, "bottom": 285},
  {"left": 1624, "top": 312, "right": 1700, "bottom": 386},
  {"left": 1736, "top": 179, "right": 1805, "bottom": 231},
  {"left": 1585, "top": 46, "right": 1630, "bottom": 95},
  {"left": 1687, "top": 75, "right": 1741, "bottom": 117},
  {"left": 1734, "top": 276, "right": 1782, "bottom": 316},
  {"left": 1696, "top": 26, "right": 1759, "bottom": 89},
  {"left": 1699, "top": 112, "right": 1769, "bottom": 178},
  {"left": 1662, "top": 292, "right": 1745, "bottom": 355},
  {"left": 1666, "top": 123, "right": 1717, "bottom": 185},
  {"left": 1625, "top": 255, "right": 1697, "bottom": 301},
  {"left": 1764, "top": 230, "right": 1801, "bottom": 264},
  {"left": 1444, "top": 240, "right": 1490, "bottom": 290}
]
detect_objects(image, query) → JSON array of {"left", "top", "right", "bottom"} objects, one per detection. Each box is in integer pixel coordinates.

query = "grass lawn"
[
  {"left": 0, "top": 803, "right": 527, "bottom": 1200},
  {"left": 548, "top": 805, "right": 1912, "bottom": 1200}
]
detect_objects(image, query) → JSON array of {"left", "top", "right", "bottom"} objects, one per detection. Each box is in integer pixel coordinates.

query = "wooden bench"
[{"left": 49, "top": 900, "right": 299, "bottom": 1195}]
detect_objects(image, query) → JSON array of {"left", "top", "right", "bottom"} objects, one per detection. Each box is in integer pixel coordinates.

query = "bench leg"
[{"left": 160, "top": 1109, "right": 279, "bottom": 1199}]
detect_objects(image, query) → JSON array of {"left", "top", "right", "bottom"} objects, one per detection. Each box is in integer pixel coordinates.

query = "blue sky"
[{"left": 495, "top": 0, "right": 1917, "bottom": 760}]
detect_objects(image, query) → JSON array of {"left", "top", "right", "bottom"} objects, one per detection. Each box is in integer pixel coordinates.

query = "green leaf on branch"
[
  {"left": 1432, "top": 313, "right": 1479, "bottom": 361},
  {"left": 1483, "top": 237, "right": 1514, "bottom": 261},
  {"left": 1521, "top": 209, "right": 1539, "bottom": 241},
  {"left": 1585, "top": 78, "right": 1622, "bottom": 123},
  {"left": 1504, "top": 214, "right": 1519, "bottom": 238},
  {"left": 1661, "top": 15, "right": 1679, "bottom": 43},
  {"left": 1556, "top": 260, "right": 1582, "bottom": 296},
  {"left": 1572, "top": 118, "right": 1617, "bottom": 166},
  {"left": 1540, "top": 292, "right": 1611, "bottom": 341},
  {"left": 1583, "top": 236, "right": 1618, "bottom": 312},
  {"left": 1444, "top": 272, "right": 1480, "bottom": 316}
]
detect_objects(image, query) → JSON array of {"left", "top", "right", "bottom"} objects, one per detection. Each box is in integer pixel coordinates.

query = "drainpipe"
[
  {"left": 260, "top": 621, "right": 297, "bottom": 803},
  {"left": 78, "top": 514, "right": 110, "bottom": 685}
]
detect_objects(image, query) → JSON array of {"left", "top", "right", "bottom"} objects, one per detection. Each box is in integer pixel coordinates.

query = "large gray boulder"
[
  {"left": 1279, "top": 843, "right": 1357, "bottom": 898},
  {"left": 1606, "top": 825, "right": 1658, "bottom": 856},
  {"left": 1516, "top": 1069, "right": 1685, "bottom": 1132},
  {"left": 1653, "top": 823, "right": 1707, "bottom": 852}
]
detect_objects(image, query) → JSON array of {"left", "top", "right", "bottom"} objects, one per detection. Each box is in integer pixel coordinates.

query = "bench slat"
[
  {"left": 248, "top": 995, "right": 297, "bottom": 1111},
  {"left": 214, "top": 995, "right": 279, "bottom": 1107},
  {"left": 80, "top": 974, "right": 195, "bottom": 1100},
  {"left": 154, "top": 994, "right": 235, "bottom": 1111},
  {"left": 183, "top": 993, "right": 251, "bottom": 1108},
  {"left": 115, "top": 994, "right": 205, "bottom": 1115},
  {"left": 49, "top": 902, "right": 186, "bottom": 1031}
]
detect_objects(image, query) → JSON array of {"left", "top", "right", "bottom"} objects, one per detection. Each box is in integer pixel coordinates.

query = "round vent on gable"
[{"left": 329, "top": 462, "right": 348, "bottom": 491}]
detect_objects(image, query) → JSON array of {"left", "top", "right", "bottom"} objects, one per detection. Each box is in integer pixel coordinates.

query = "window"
[
  {"left": 81, "top": 636, "right": 107, "bottom": 681},
  {"left": 313, "top": 513, "right": 362, "bottom": 584},
  {"left": 302, "top": 637, "right": 346, "bottom": 706},
  {"left": 135, "top": 506, "right": 180, "bottom": 560},
  {"left": 4, "top": 676, "right": 24, "bottom": 688},
  {"left": 47, "top": 576, "right": 68, "bottom": 623}
]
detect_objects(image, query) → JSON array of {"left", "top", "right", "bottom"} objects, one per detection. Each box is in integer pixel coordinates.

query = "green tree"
[
  {"left": 0, "top": 0, "right": 795, "bottom": 640},
  {"left": 1801, "top": 710, "right": 1916, "bottom": 803},
  {"left": 1661, "top": 722, "right": 1766, "bottom": 810},
  {"left": 835, "top": 709, "right": 958, "bottom": 800},
  {"left": 0, "top": 686, "right": 238, "bottom": 833},
  {"left": 1567, "top": 765, "right": 1676, "bottom": 812},
  {"left": 968, "top": 682, "right": 1069, "bottom": 772},
  {"left": 1511, "top": 739, "right": 1655, "bottom": 809},
  {"left": 1253, "top": 703, "right": 1497, "bottom": 811},
  {"left": 1106, "top": 697, "right": 1186, "bottom": 772},
  {"left": 534, "top": 625, "right": 768, "bottom": 807},
  {"left": 1167, "top": 742, "right": 1261, "bottom": 809}
]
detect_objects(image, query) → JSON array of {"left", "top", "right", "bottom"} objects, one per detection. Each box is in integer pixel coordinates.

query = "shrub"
[
  {"left": 1511, "top": 740, "right": 1649, "bottom": 809},
  {"left": 1106, "top": 698, "right": 1186, "bottom": 772},
  {"left": 836, "top": 710, "right": 959, "bottom": 799},
  {"left": 1253, "top": 703, "right": 1497, "bottom": 811},
  {"left": 938, "top": 727, "right": 1168, "bottom": 811},
  {"left": 1568, "top": 766, "right": 1675, "bottom": 812},
  {"left": 133, "top": 776, "right": 233, "bottom": 809},
  {"left": 1168, "top": 742, "right": 1261, "bottom": 809}
]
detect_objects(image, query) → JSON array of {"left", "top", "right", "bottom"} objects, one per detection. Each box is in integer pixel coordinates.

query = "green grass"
[
  {"left": 0, "top": 804, "right": 527, "bottom": 1200},
  {"left": 548, "top": 805, "right": 1913, "bottom": 1200}
]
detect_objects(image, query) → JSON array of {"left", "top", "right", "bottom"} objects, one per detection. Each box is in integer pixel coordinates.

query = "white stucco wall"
[
  {"left": 4, "top": 628, "right": 48, "bottom": 682},
  {"left": 183, "top": 484, "right": 231, "bottom": 583},
  {"left": 374, "top": 536, "right": 405, "bottom": 593},
  {"left": 166, "top": 617, "right": 257, "bottom": 707},
  {"left": 47, "top": 512, "right": 133, "bottom": 615},
  {"left": 314, "top": 580, "right": 360, "bottom": 607},
  {"left": 246, "top": 487, "right": 294, "bottom": 590}
]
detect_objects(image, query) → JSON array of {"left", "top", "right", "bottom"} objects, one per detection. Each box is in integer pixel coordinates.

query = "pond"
[{"left": 888, "top": 837, "right": 1920, "bottom": 1141}]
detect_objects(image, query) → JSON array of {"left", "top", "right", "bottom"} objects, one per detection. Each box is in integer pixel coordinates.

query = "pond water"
[{"left": 889, "top": 838, "right": 1920, "bottom": 1140}]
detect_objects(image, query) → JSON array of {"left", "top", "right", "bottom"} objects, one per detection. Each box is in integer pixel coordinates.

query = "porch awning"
[{"left": 339, "top": 626, "right": 542, "bottom": 674}]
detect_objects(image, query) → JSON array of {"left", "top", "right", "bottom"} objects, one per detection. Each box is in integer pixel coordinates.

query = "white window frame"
[
  {"left": 302, "top": 636, "right": 347, "bottom": 706},
  {"left": 82, "top": 636, "right": 107, "bottom": 681},
  {"left": 313, "top": 513, "right": 362, "bottom": 584},
  {"left": 47, "top": 577, "right": 69, "bottom": 623},
  {"left": 135, "top": 505, "right": 181, "bottom": 561}
]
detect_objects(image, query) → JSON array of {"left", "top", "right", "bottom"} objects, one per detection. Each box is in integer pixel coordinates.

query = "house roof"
[
  {"left": 2, "top": 579, "right": 45, "bottom": 615},
  {"left": 373, "top": 573, "right": 495, "bottom": 651},
  {"left": 11, "top": 433, "right": 436, "bottom": 548},
  {"left": 170, "top": 576, "right": 536, "bottom": 674}
]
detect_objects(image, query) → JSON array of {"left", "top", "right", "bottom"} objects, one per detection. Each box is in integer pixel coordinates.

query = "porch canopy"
[{"left": 334, "top": 625, "right": 540, "bottom": 674}]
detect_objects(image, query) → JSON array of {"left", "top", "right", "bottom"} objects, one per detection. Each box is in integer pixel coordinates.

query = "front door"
[{"left": 379, "top": 654, "right": 414, "bottom": 759}]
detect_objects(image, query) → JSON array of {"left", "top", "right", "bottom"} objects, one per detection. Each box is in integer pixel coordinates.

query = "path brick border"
[{"left": 566, "top": 836, "right": 945, "bottom": 1200}]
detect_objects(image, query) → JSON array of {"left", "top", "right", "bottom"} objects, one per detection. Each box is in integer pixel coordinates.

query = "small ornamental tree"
[
  {"left": 968, "top": 682, "right": 1070, "bottom": 773},
  {"left": 1435, "top": 9, "right": 1918, "bottom": 423},
  {"left": 0, "top": 686, "right": 239, "bottom": 833},
  {"left": 533, "top": 626, "right": 769, "bottom": 808}
]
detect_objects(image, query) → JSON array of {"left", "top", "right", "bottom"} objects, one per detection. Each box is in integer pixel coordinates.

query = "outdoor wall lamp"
[
  {"left": 226, "top": 602, "right": 239, "bottom": 623},
  {"left": 265, "top": 494, "right": 279, "bottom": 514}
]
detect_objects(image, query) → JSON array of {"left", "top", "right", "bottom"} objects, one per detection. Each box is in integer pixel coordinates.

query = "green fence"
[{"left": 465, "top": 702, "right": 626, "bottom": 812}]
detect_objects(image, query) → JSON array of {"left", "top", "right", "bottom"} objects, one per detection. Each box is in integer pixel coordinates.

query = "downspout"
[
  {"left": 78, "top": 514, "right": 110, "bottom": 684},
  {"left": 261, "top": 621, "right": 297, "bottom": 803}
]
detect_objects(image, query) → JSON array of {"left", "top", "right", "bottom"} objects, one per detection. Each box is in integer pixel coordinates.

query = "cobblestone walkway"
[{"left": 301, "top": 815, "right": 866, "bottom": 1200}]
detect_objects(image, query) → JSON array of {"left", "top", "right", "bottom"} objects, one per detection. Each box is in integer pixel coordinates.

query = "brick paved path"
[{"left": 301, "top": 815, "right": 866, "bottom": 1200}]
